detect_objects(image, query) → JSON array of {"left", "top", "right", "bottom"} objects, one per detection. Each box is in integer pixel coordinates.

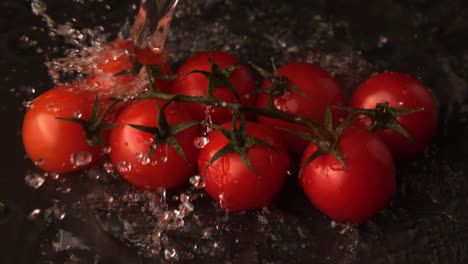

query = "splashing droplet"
[
  {"left": 28, "top": 209, "right": 41, "bottom": 221},
  {"left": 25, "top": 173, "right": 46, "bottom": 189},
  {"left": 193, "top": 137, "right": 209, "bottom": 149},
  {"left": 70, "top": 152, "right": 93, "bottom": 167},
  {"left": 189, "top": 175, "right": 205, "bottom": 189},
  {"left": 164, "top": 247, "right": 178, "bottom": 260}
]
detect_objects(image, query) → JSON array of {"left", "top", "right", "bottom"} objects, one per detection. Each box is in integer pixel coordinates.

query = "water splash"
[
  {"left": 131, "top": 0, "right": 180, "bottom": 52},
  {"left": 25, "top": 173, "right": 46, "bottom": 189}
]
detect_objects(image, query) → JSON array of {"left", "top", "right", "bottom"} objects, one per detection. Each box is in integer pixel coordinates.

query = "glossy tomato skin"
[
  {"left": 86, "top": 39, "right": 172, "bottom": 94},
  {"left": 170, "top": 51, "right": 256, "bottom": 124},
  {"left": 109, "top": 99, "right": 200, "bottom": 189},
  {"left": 257, "top": 63, "right": 346, "bottom": 157},
  {"left": 300, "top": 127, "right": 396, "bottom": 223},
  {"left": 350, "top": 72, "right": 437, "bottom": 160},
  {"left": 22, "top": 87, "right": 101, "bottom": 174},
  {"left": 198, "top": 121, "right": 290, "bottom": 211}
]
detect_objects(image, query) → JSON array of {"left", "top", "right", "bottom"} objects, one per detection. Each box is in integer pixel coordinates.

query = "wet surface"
[{"left": 1, "top": 0, "right": 468, "bottom": 263}]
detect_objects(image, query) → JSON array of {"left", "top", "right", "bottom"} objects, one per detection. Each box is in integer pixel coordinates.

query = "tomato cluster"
[{"left": 22, "top": 39, "right": 437, "bottom": 223}]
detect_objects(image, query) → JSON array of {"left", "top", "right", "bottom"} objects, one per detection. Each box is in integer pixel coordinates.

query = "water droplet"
[
  {"left": 102, "top": 146, "right": 111, "bottom": 154},
  {"left": 23, "top": 101, "right": 32, "bottom": 108},
  {"left": 144, "top": 138, "right": 154, "bottom": 145},
  {"left": 164, "top": 247, "right": 178, "bottom": 260},
  {"left": 218, "top": 193, "right": 228, "bottom": 209},
  {"left": 189, "top": 175, "right": 205, "bottom": 189},
  {"left": 193, "top": 137, "right": 209, "bottom": 149},
  {"left": 377, "top": 35, "right": 389, "bottom": 48},
  {"left": 136, "top": 152, "right": 151, "bottom": 165},
  {"left": 34, "top": 158, "right": 44, "bottom": 166},
  {"left": 72, "top": 110, "right": 82, "bottom": 118},
  {"left": 161, "top": 156, "right": 168, "bottom": 163},
  {"left": 0, "top": 202, "right": 7, "bottom": 217},
  {"left": 397, "top": 101, "right": 404, "bottom": 106},
  {"left": 49, "top": 173, "right": 60, "bottom": 180},
  {"left": 70, "top": 152, "right": 93, "bottom": 167},
  {"left": 103, "top": 162, "right": 114, "bottom": 173},
  {"left": 117, "top": 162, "right": 132, "bottom": 173},
  {"left": 56, "top": 187, "right": 71, "bottom": 194},
  {"left": 53, "top": 207, "right": 66, "bottom": 221},
  {"left": 25, "top": 173, "right": 46, "bottom": 189},
  {"left": 28, "top": 209, "right": 41, "bottom": 221}
]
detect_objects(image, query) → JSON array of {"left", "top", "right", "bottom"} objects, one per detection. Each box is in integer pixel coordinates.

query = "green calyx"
[
  {"left": 279, "top": 106, "right": 346, "bottom": 176},
  {"left": 182, "top": 56, "right": 241, "bottom": 101},
  {"left": 337, "top": 102, "right": 422, "bottom": 142},
  {"left": 203, "top": 113, "right": 276, "bottom": 177},
  {"left": 57, "top": 95, "right": 120, "bottom": 147},
  {"left": 126, "top": 99, "right": 198, "bottom": 164},
  {"left": 249, "top": 60, "right": 310, "bottom": 109}
]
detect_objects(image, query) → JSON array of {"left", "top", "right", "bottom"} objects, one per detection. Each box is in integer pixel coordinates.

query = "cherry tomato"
[
  {"left": 22, "top": 87, "right": 102, "bottom": 174},
  {"left": 257, "top": 63, "right": 346, "bottom": 157},
  {"left": 170, "top": 51, "right": 256, "bottom": 125},
  {"left": 109, "top": 99, "right": 200, "bottom": 189},
  {"left": 86, "top": 39, "right": 172, "bottom": 95},
  {"left": 300, "top": 126, "right": 396, "bottom": 223},
  {"left": 350, "top": 72, "right": 437, "bottom": 160},
  {"left": 198, "top": 121, "right": 290, "bottom": 211}
]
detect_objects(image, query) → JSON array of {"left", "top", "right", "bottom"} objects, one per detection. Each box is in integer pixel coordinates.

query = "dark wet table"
[{"left": 1, "top": 0, "right": 468, "bottom": 263}]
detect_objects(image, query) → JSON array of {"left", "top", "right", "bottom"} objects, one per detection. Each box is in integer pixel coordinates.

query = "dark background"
[{"left": 1, "top": 0, "right": 468, "bottom": 263}]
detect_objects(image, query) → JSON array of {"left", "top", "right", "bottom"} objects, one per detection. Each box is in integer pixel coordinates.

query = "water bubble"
[
  {"left": 25, "top": 173, "right": 46, "bottom": 189},
  {"left": 164, "top": 247, "right": 178, "bottom": 260},
  {"left": 193, "top": 137, "right": 209, "bottom": 149},
  {"left": 72, "top": 110, "right": 82, "bottom": 118},
  {"left": 28, "top": 209, "right": 41, "bottom": 221},
  {"left": 117, "top": 162, "right": 132, "bottom": 173},
  {"left": 189, "top": 175, "right": 205, "bottom": 189},
  {"left": 70, "top": 152, "right": 93, "bottom": 167}
]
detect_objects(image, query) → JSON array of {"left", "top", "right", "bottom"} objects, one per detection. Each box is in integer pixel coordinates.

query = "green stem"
[{"left": 130, "top": 90, "right": 330, "bottom": 140}]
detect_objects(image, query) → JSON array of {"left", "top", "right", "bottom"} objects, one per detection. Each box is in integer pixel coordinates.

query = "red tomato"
[
  {"left": 22, "top": 87, "right": 102, "bottom": 174},
  {"left": 300, "top": 126, "right": 396, "bottom": 223},
  {"left": 170, "top": 51, "right": 256, "bottom": 125},
  {"left": 350, "top": 72, "right": 437, "bottom": 160},
  {"left": 109, "top": 99, "right": 200, "bottom": 189},
  {"left": 198, "top": 121, "right": 290, "bottom": 211},
  {"left": 257, "top": 63, "right": 346, "bottom": 157},
  {"left": 86, "top": 39, "right": 172, "bottom": 95}
]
